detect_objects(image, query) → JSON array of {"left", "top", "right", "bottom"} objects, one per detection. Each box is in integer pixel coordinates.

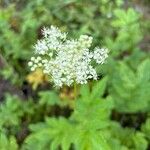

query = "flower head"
[{"left": 28, "top": 25, "right": 109, "bottom": 87}]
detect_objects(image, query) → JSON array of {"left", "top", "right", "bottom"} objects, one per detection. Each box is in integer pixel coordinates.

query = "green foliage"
[
  {"left": 0, "top": 94, "right": 35, "bottom": 135},
  {"left": 23, "top": 117, "right": 75, "bottom": 150},
  {"left": 0, "top": 94, "right": 23, "bottom": 130},
  {"left": 23, "top": 79, "right": 113, "bottom": 150},
  {"left": 105, "top": 8, "right": 142, "bottom": 57},
  {"left": 72, "top": 78, "right": 113, "bottom": 129},
  {"left": 0, "top": 132, "right": 18, "bottom": 150},
  {"left": 142, "top": 117, "right": 150, "bottom": 141},
  {"left": 39, "top": 91, "right": 60, "bottom": 106},
  {"left": 24, "top": 116, "right": 110, "bottom": 150},
  {"left": 109, "top": 59, "right": 150, "bottom": 113},
  {"left": 90, "top": 76, "right": 108, "bottom": 100},
  {"left": 0, "top": 66, "right": 19, "bottom": 84},
  {"left": 106, "top": 122, "right": 148, "bottom": 150},
  {"left": 23, "top": 81, "right": 149, "bottom": 150},
  {"left": 38, "top": 90, "right": 72, "bottom": 107},
  {"left": 0, "top": 0, "right": 150, "bottom": 149}
]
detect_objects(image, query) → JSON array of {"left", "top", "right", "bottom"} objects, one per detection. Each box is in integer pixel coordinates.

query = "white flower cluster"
[{"left": 28, "top": 26, "right": 108, "bottom": 87}]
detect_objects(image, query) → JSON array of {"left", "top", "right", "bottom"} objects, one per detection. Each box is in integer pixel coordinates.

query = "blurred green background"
[{"left": 0, "top": 0, "right": 150, "bottom": 150}]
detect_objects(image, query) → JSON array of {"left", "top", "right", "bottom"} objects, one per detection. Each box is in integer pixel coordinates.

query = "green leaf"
[
  {"left": 90, "top": 76, "right": 108, "bottom": 100},
  {"left": 24, "top": 117, "right": 75, "bottom": 150},
  {"left": 0, "top": 94, "right": 23, "bottom": 129},
  {"left": 75, "top": 130, "right": 110, "bottom": 150},
  {"left": 39, "top": 91, "right": 60, "bottom": 106},
  {"left": 137, "top": 59, "right": 150, "bottom": 83},
  {"left": 0, "top": 132, "right": 18, "bottom": 150},
  {"left": 109, "top": 60, "right": 150, "bottom": 113},
  {"left": 133, "top": 132, "right": 148, "bottom": 150},
  {"left": 142, "top": 118, "right": 150, "bottom": 141},
  {"left": 80, "top": 83, "right": 90, "bottom": 100}
]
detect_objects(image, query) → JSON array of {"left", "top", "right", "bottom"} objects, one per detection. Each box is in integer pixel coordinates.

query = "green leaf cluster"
[
  {"left": 105, "top": 8, "right": 143, "bottom": 57},
  {"left": 0, "top": 132, "right": 18, "bottom": 150},
  {"left": 23, "top": 77, "right": 112, "bottom": 150},
  {"left": 109, "top": 59, "right": 150, "bottom": 113}
]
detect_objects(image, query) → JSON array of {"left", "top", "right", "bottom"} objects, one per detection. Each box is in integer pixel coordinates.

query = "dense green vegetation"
[{"left": 0, "top": 0, "right": 150, "bottom": 149}]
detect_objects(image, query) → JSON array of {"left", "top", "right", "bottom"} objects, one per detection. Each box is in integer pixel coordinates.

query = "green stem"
[{"left": 74, "top": 82, "right": 77, "bottom": 100}]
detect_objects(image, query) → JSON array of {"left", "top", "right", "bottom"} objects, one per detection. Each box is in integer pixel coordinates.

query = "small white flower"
[
  {"left": 37, "top": 56, "right": 42, "bottom": 61},
  {"left": 93, "top": 47, "right": 109, "bottom": 64},
  {"left": 34, "top": 40, "right": 48, "bottom": 55},
  {"left": 31, "top": 57, "right": 35, "bottom": 61},
  {"left": 79, "top": 35, "right": 93, "bottom": 48},
  {"left": 28, "top": 61, "right": 33, "bottom": 67},
  {"left": 48, "top": 53, "right": 53, "bottom": 57},
  {"left": 34, "top": 59, "right": 39, "bottom": 63},
  {"left": 31, "top": 67, "right": 35, "bottom": 71},
  {"left": 38, "top": 63, "right": 42, "bottom": 67}
]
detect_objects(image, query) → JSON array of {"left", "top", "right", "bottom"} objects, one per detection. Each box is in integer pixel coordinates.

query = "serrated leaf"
[
  {"left": 80, "top": 83, "right": 90, "bottom": 99},
  {"left": 90, "top": 76, "right": 108, "bottom": 100},
  {"left": 0, "top": 132, "right": 18, "bottom": 150},
  {"left": 109, "top": 60, "right": 150, "bottom": 113},
  {"left": 137, "top": 59, "right": 150, "bottom": 83},
  {"left": 25, "top": 117, "right": 75, "bottom": 150},
  {"left": 39, "top": 91, "right": 60, "bottom": 106},
  {"left": 75, "top": 130, "right": 110, "bottom": 150}
]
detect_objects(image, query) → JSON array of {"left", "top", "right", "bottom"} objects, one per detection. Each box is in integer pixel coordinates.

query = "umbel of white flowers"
[{"left": 28, "top": 26, "right": 108, "bottom": 87}]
